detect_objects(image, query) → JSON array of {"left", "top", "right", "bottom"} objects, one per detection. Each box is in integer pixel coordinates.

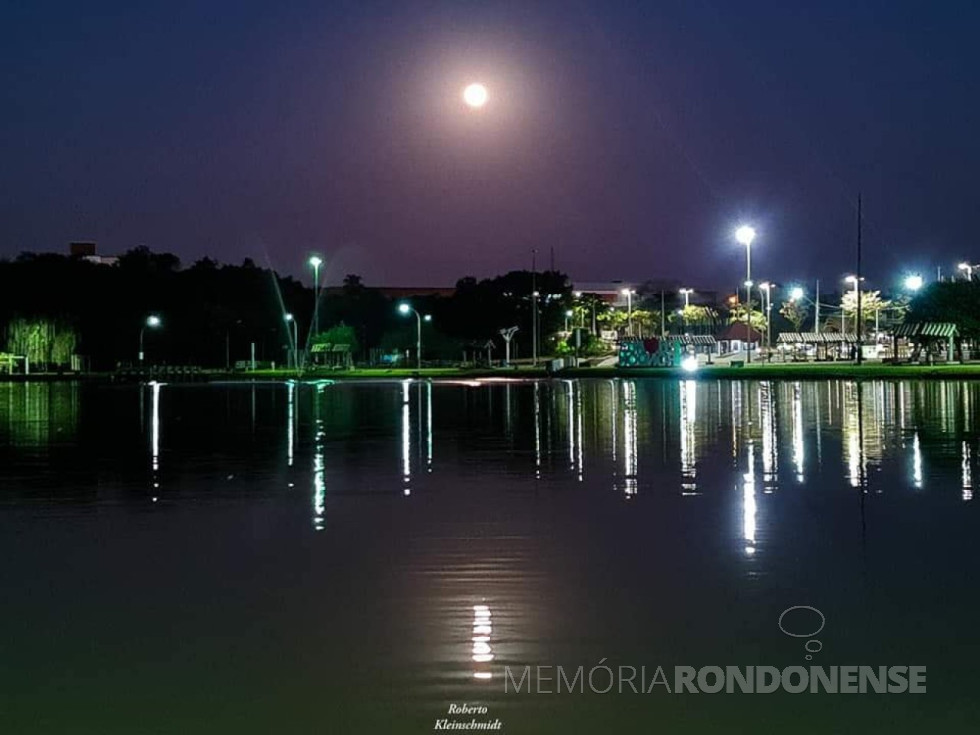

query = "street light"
[
  {"left": 679, "top": 288, "right": 694, "bottom": 308},
  {"left": 398, "top": 302, "right": 431, "bottom": 370},
  {"left": 904, "top": 274, "right": 924, "bottom": 292},
  {"left": 573, "top": 292, "right": 585, "bottom": 329},
  {"left": 577, "top": 292, "right": 598, "bottom": 334},
  {"left": 621, "top": 288, "right": 635, "bottom": 337},
  {"left": 735, "top": 225, "right": 756, "bottom": 362},
  {"left": 284, "top": 313, "right": 299, "bottom": 369},
  {"left": 959, "top": 262, "right": 979, "bottom": 281},
  {"left": 139, "top": 315, "right": 161, "bottom": 366},
  {"left": 309, "top": 255, "right": 323, "bottom": 337},
  {"left": 789, "top": 286, "right": 805, "bottom": 302},
  {"left": 564, "top": 310, "right": 573, "bottom": 332},
  {"left": 844, "top": 275, "right": 863, "bottom": 335}
]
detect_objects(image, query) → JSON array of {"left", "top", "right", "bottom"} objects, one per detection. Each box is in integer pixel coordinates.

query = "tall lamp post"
[
  {"left": 621, "top": 288, "right": 635, "bottom": 337},
  {"left": 573, "top": 292, "right": 585, "bottom": 329},
  {"left": 735, "top": 225, "right": 756, "bottom": 362},
  {"left": 139, "top": 315, "right": 161, "bottom": 366},
  {"left": 309, "top": 255, "right": 323, "bottom": 336},
  {"left": 284, "top": 313, "right": 299, "bottom": 369},
  {"left": 844, "top": 275, "right": 862, "bottom": 333},
  {"left": 679, "top": 288, "right": 693, "bottom": 309},
  {"left": 398, "top": 303, "right": 431, "bottom": 370}
]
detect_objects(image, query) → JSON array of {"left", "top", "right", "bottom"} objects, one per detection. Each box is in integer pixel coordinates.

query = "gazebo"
[
  {"left": 309, "top": 343, "right": 353, "bottom": 369},
  {"left": 776, "top": 332, "right": 858, "bottom": 361},
  {"left": 891, "top": 322, "right": 959, "bottom": 363}
]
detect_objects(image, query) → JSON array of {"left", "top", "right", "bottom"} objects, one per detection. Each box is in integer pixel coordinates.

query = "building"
[
  {"left": 69, "top": 242, "right": 119, "bottom": 266},
  {"left": 717, "top": 322, "right": 762, "bottom": 355}
]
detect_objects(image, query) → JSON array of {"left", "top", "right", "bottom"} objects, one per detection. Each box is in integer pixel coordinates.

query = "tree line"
[
  {"left": 2, "top": 247, "right": 974, "bottom": 370},
  {"left": 0, "top": 249, "right": 575, "bottom": 369}
]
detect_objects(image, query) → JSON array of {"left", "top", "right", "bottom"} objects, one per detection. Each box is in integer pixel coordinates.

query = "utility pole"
[
  {"left": 856, "top": 194, "right": 863, "bottom": 365},
  {"left": 814, "top": 279, "right": 821, "bottom": 334}
]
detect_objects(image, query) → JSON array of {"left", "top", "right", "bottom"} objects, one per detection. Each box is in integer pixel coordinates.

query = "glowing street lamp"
[
  {"left": 284, "top": 313, "right": 299, "bottom": 369},
  {"left": 621, "top": 288, "right": 636, "bottom": 337},
  {"left": 958, "top": 262, "right": 978, "bottom": 281},
  {"left": 309, "top": 255, "right": 323, "bottom": 337},
  {"left": 564, "top": 310, "right": 573, "bottom": 332},
  {"left": 735, "top": 225, "right": 756, "bottom": 280},
  {"left": 572, "top": 292, "right": 587, "bottom": 328},
  {"left": 679, "top": 288, "right": 694, "bottom": 308},
  {"left": 139, "top": 315, "right": 161, "bottom": 366},
  {"left": 844, "top": 275, "right": 864, "bottom": 334},
  {"left": 904, "top": 274, "right": 924, "bottom": 292},
  {"left": 789, "top": 286, "right": 805, "bottom": 302},
  {"left": 735, "top": 225, "right": 756, "bottom": 362},
  {"left": 398, "top": 303, "right": 432, "bottom": 370}
]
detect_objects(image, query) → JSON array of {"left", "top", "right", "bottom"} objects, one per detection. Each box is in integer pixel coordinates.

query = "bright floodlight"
[
  {"left": 790, "top": 287, "right": 804, "bottom": 301},
  {"left": 620, "top": 288, "right": 634, "bottom": 295},
  {"left": 146, "top": 315, "right": 161, "bottom": 327},
  {"left": 735, "top": 225, "right": 756, "bottom": 246},
  {"left": 681, "top": 356, "right": 699, "bottom": 373},
  {"left": 845, "top": 275, "right": 858, "bottom": 284},
  {"left": 959, "top": 262, "right": 970, "bottom": 271},
  {"left": 398, "top": 303, "right": 411, "bottom": 314},
  {"left": 424, "top": 314, "right": 433, "bottom": 322},
  {"left": 463, "top": 83, "right": 488, "bottom": 108},
  {"left": 309, "top": 255, "right": 323, "bottom": 268},
  {"left": 905, "top": 274, "right": 924, "bottom": 291}
]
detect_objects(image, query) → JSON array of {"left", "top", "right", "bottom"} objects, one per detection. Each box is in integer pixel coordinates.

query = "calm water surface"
[{"left": 0, "top": 379, "right": 977, "bottom": 733}]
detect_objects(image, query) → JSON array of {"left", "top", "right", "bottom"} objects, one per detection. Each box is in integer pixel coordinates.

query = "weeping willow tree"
[{"left": 4, "top": 318, "right": 78, "bottom": 368}]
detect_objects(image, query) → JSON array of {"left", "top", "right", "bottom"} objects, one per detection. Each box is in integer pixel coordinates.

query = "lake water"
[{"left": 0, "top": 378, "right": 976, "bottom": 733}]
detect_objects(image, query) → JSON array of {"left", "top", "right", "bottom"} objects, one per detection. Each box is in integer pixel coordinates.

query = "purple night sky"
[{"left": 1, "top": 1, "right": 977, "bottom": 291}]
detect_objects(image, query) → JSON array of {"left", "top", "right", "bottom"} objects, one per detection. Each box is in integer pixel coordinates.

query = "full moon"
[{"left": 463, "top": 83, "right": 488, "bottom": 108}]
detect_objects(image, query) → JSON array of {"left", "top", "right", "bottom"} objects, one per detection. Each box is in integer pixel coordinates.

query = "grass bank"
[
  {"left": 5, "top": 362, "right": 980, "bottom": 383},
  {"left": 221, "top": 363, "right": 980, "bottom": 382}
]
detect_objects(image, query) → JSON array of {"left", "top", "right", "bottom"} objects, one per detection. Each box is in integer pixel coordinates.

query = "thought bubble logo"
[{"left": 778, "top": 605, "right": 825, "bottom": 660}]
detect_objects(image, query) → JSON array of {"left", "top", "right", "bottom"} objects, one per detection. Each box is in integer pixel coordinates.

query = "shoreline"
[{"left": 4, "top": 363, "right": 980, "bottom": 383}]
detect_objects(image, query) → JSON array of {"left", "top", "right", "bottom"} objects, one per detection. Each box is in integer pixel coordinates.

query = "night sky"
[{"left": 1, "top": 1, "right": 977, "bottom": 291}]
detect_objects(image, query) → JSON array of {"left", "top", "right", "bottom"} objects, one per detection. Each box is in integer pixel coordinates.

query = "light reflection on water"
[{"left": 0, "top": 378, "right": 977, "bottom": 731}]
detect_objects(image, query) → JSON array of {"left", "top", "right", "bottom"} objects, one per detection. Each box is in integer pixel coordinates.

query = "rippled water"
[{"left": 0, "top": 379, "right": 976, "bottom": 733}]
